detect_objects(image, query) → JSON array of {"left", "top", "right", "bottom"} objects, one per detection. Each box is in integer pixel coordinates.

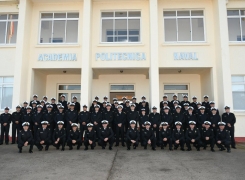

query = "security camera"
[
  {"left": 120, "top": 70, "right": 123, "bottom": 73},
  {"left": 63, "top": 71, "right": 67, "bottom": 73}
]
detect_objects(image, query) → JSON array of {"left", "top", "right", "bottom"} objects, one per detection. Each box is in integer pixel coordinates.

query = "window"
[
  {"left": 163, "top": 84, "right": 189, "bottom": 100},
  {"left": 110, "top": 85, "right": 135, "bottom": 91},
  {"left": 101, "top": 11, "right": 141, "bottom": 43},
  {"left": 39, "top": 12, "right": 79, "bottom": 44},
  {"left": 0, "top": 14, "right": 18, "bottom": 44},
  {"left": 232, "top": 76, "right": 245, "bottom": 110},
  {"left": 0, "top": 77, "right": 13, "bottom": 110},
  {"left": 163, "top": 10, "right": 205, "bottom": 42},
  {"left": 57, "top": 84, "right": 81, "bottom": 102},
  {"left": 227, "top": 10, "right": 245, "bottom": 41}
]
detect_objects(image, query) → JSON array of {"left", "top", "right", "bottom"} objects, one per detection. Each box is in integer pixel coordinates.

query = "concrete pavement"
[{"left": 0, "top": 144, "right": 245, "bottom": 180}]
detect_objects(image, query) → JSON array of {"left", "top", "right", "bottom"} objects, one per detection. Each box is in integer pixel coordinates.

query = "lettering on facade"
[
  {"left": 38, "top": 53, "right": 77, "bottom": 61},
  {"left": 95, "top": 52, "right": 146, "bottom": 61},
  {"left": 173, "top": 52, "right": 198, "bottom": 60}
]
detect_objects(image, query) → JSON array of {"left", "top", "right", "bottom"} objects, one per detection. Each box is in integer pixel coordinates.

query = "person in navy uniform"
[
  {"left": 35, "top": 121, "right": 52, "bottom": 151},
  {"left": 139, "top": 96, "right": 149, "bottom": 108},
  {"left": 21, "top": 106, "right": 33, "bottom": 131},
  {"left": 197, "top": 106, "right": 209, "bottom": 130},
  {"left": 132, "top": 96, "right": 139, "bottom": 111},
  {"left": 59, "top": 94, "right": 68, "bottom": 110},
  {"left": 31, "top": 101, "right": 37, "bottom": 114},
  {"left": 201, "top": 121, "right": 215, "bottom": 152},
  {"left": 98, "top": 120, "right": 114, "bottom": 150},
  {"left": 89, "top": 99, "right": 99, "bottom": 113},
  {"left": 160, "top": 101, "right": 168, "bottom": 114},
  {"left": 160, "top": 106, "right": 173, "bottom": 128},
  {"left": 141, "top": 121, "right": 156, "bottom": 150},
  {"left": 185, "top": 121, "right": 201, "bottom": 151},
  {"left": 43, "top": 105, "right": 55, "bottom": 134},
  {"left": 78, "top": 104, "right": 90, "bottom": 138},
  {"left": 172, "top": 105, "right": 185, "bottom": 129},
  {"left": 202, "top": 95, "right": 210, "bottom": 112},
  {"left": 65, "top": 103, "right": 78, "bottom": 135},
  {"left": 114, "top": 105, "right": 126, "bottom": 147},
  {"left": 103, "top": 103, "right": 114, "bottom": 128},
  {"left": 120, "top": 97, "right": 127, "bottom": 108},
  {"left": 185, "top": 106, "right": 197, "bottom": 130},
  {"left": 29, "top": 94, "right": 40, "bottom": 107},
  {"left": 126, "top": 120, "right": 139, "bottom": 150},
  {"left": 180, "top": 95, "right": 190, "bottom": 110},
  {"left": 72, "top": 96, "right": 81, "bottom": 112},
  {"left": 190, "top": 96, "right": 198, "bottom": 111},
  {"left": 222, "top": 106, "right": 236, "bottom": 149},
  {"left": 172, "top": 121, "right": 185, "bottom": 151},
  {"left": 149, "top": 106, "right": 161, "bottom": 146},
  {"left": 139, "top": 108, "right": 149, "bottom": 145},
  {"left": 216, "top": 122, "right": 231, "bottom": 153},
  {"left": 126, "top": 104, "right": 139, "bottom": 130},
  {"left": 91, "top": 105, "right": 102, "bottom": 137},
  {"left": 0, "top": 107, "right": 12, "bottom": 145},
  {"left": 50, "top": 97, "right": 57, "bottom": 113},
  {"left": 84, "top": 123, "right": 96, "bottom": 150},
  {"left": 182, "top": 103, "right": 189, "bottom": 115},
  {"left": 67, "top": 123, "right": 82, "bottom": 150},
  {"left": 21, "top": 101, "right": 28, "bottom": 114},
  {"left": 11, "top": 105, "right": 22, "bottom": 144},
  {"left": 159, "top": 122, "right": 172, "bottom": 151},
  {"left": 40, "top": 100, "right": 47, "bottom": 113},
  {"left": 160, "top": 95, "right": 171, "bottom": 109},
  {"left": 103, "top": 96, "right": 109, "bottom": 104},
  {"left": 17, "top": 122, "right": 34, "bottom": 153},
  {"left": 209, "top": 107, "right": 221, "bottom": 135},
  {"left": 170, "top": 101, "right": 179, "bottom": 114},
  {"left": 32, "top": 105, "right": 44, "bottom": 137},
  {"left": 101, "top": 101, "right": 107, "bottom": 113},
  {"left": 170, "top": 94, "right": 180, "bottom": 109},
  {"left": 208, "top": 101, "right": 219, "bottom": 115},
  {"left": 53, "top": 121, "right": 66, "bottom": 151},
  {"left": 139, "top": 100, "right": 149, "bottom": 115},
  {"left": 54, "top": 106, "right": 65, "bottom": 129},
  {"left": 94, "top": 96, "right": 102, "bottom": 107}
]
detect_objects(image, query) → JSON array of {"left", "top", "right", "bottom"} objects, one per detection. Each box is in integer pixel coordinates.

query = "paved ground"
[{"left": 0, "top": 143, "right": 245, "bottom": 180}]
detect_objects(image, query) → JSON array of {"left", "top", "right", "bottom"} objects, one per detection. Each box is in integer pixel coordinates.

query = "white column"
[
  {"left": 12, "top": 0, "right": 33, "bottom": 107},
  {"left": 213, "top": 0, "right": 233, "bottom": 110},
  {"left": 81, "top": 0, "right": 92, "bottom": 106},
  {"left": 149, "top": 0, "right": 159, "bottom": 109}
]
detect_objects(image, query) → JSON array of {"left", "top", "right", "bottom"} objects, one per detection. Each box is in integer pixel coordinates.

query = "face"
[
  {"left": 37, "top": 107, "right": 42, "bottom": 112},
  {"left": 188, "top": 109, "right": 193, "bottom": 114},
  {"left": 83, "top": 107, "right": 87, "bottom": 111},
  {"left": 104, "top": 98, "right": 108, "bottom": 102},
  {"left": 225, "top": 108, "right": 230, "bottom": 113},
  {"left": 146, "top": 125, "right": 150, "bottom": 129},
  {"left": 51, "top": 100, "right": 55, "bottom": 103},
  {"left": 193, "top": 98, "right": 197, "bottom": 102},
  {"left": 132, "top": 99, "right": 136, "bottom": 103},
  {"left": 219, "top": 125, "right": 225, "bottom": 130},
  {"left": 173, "top": 96, "right": 177, "bottom": 100},
  {"left": 73, "top": 98, "right": 77, "bottom": 102},
  {"left": 174, "top": 103, "right": 178, "bottom": 106},
  {"left": 41, "top": 102, "right": 45, "bottom": 106},
  {"left": 23, "top": 103, "right": 28, "bottom": 107},
  {"left": 33, "top": 97, "right": 37, "bottom": 100},
  {"left": 162, "top": 125, "right": 167, "bottom": 129},
  {"left": 103, "top": 103, "right": 107, "bottom": 107},
  {"left": 4, "top": 109, "right": 9, "bottom": 113},
  {"left": 93, "top": 101, "right": 97, "bottom": 105},
  {"left": 200, "top": 109, "right": 205, "bottom": 113},
  {"left": 142, "top": 102, "right": 146, "bottom": 106},
  {"left": 27, "top": 109, "right": 31, "bottom": 113},
  {"left": 163, "top": 97, "right": 167, "bottom": 101},
  {"left": 95, "top": 107, "right": 99, "bottom": 111},
  {"left": 102, "top": 123, "right": 107, "bottom": 128},
  {"left": 33, "top": 104, "right": 37, "bottom": 107},
  {"left": 59, "top": 108, "right": 63, "bottom": 113},
  {"left": 176, "top": 108, "right": 181, "bottom": 113},
  {"left": 61, "top": 97, "right": 65, "bottom": 101},
  {"left": 16, "top": 108, "right": 20, "bottom": 112},
  {"left": 23, "top": 126, "right": 29, "bottom": 131},
  {"left": 130, "top": 123, "right": 136, "bottom": 128},
  {"left": 118, "top": 108, "right": 122, "bottom": 112},
  {"left": 153, "top": 109, "right": 157, "bottom": 113},
  {"left": 212, "top": 110, "right": 217, "bottom": 114},
  {"left": 72, "top": 126, "right": 77, "bottom": 131},
  {"left": 47, "top": 107, "right": 52, "bottom": 111},
  {"left": 183, "top": 97, "right": 187, "bottom": 101},
  {"left": 58, "top": 124, "right": 63, "bottom": 129},
  {"left": 43, "top": 98, "right": 47, "bottom": 101},
  {"left": 88, "top": 127, "right": 92, "bottom": 131},
  {"left": 42, "top": 124, "right": 47, "bottom": 129},
  {"left": 176, "top": 125, "right": 181, "bottom": 129},
  {"left": 70, "top": 105, "right": 74, "bottom": 110},
  {"left": 142, "top": 111, "right": 145, "bottom": 115},
  {"left": 106, "top": 106, "right": 111, "bottom": 110},
  {"left": 210, "top": 104, "right": 214, "bottom": 107},
  {"left": 130, "top": 106, "right": 135, "bottom": 111},
  {"left": 164, "top": 109, "right": 169, "bottom": 113},
  {"left": 204, "top": 98, "right": 208, "bottom": 101},
  {"left": 205, "top": 124, "right": 210, "bottom": 129},
  {"left": 189, "top": 124, "right": 195, "bottom": 129}
]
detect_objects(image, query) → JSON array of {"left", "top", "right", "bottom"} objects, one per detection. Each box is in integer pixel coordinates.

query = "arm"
[{"left": 108, "top": 128, "right": 114, "bottom": 139}]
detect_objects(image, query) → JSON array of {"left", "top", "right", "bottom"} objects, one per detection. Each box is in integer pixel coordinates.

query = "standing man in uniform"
[
  {"left": 172, "top": 105, "right": 185, "bottom": 129},
  {"left": 139, "top": 108, "right": 149, "bottom": 145},
  {"left": 32, "top": 105, "right": 44, "bottom": 137},
  {"left": 141, "top": 121, "right": 156, "bottom": 150},
  {"left": 149, "top": 106, "right": 161, "bottom": 146},
  {"left": 59, "top": 94, "right": 68, "bottom": 111},
  {"left": 91, "top": 105, "right": 102, "bottom": 137},
  {"left": 54, "top": 106, "right": 65, "bottom": 129},
  {"left": 67, "top": 123, "right": 82, "bottom": 150},
  {"left": 11, "top": 105, "right": 22, "bottom": 144},
  {"left": 216, "top": 122, "right": 231, "bottom": 153},
  {"left": 160, "top": 95, "right": 170, "bottom": 109},
  {"left": 72, "top": 96, "right": 80, "bottom": 112},
  {"left": 17, "top": 122, "right": 34, "bottom": 153},
  {"left": 53, "top": 121, "right": 66, "bottom": 151},
  {"left": 202, "top": 95, "right": 210, "bottom": 112},
  {"left": 78, "top": 104, "right": 90, "bottom": 138},
  {"left": 222, "top": 106, "right": 236, "bottom": 149},
  {"left": 43, "top": 105, "right": 55, "bottom": 134},
  {"left": 114, "top": 105, "right": 126, "bottom": 147},
  {"left": 170, "top": 94, "right": 180, "bottom": 108},
  {"left": 103, "top": 103, "right": 114, "bottom": 128},
  {"left": 98, "top": 120, "right": 114, "bottom": 150},
  {"left": 65, "top": 103, "right": 78, "bottom": 135},
  {"left": 84, "top": 123, "right": 96, "bottom": 150},
  {"left": 126, "top": 120, "right": 140, "bottom": 150},
  {"left": 126, "top": 104, "right": 139, "bottom": 131},
  {"left": 132, "top": 97, "right": 139, "bottom": 112},
  {"left": 21, "top": 101, "right": 28, "bottom": 114},
  {"left": 197, "top": 106, "right": 209, "bottom": 130},
  {"left": 160, "top": 106, "right": 173, "bottom": 128},
  {"left": 0, "top": 107, "right": 12, "bottom": 145},
  {"left": 50, "top": 98, "right": 57, "bottom": 113},
  {"left": 29, "top": 94, "right": 40, "bottom": 106},
  {"left": 190, "top": 96, "right": 198, "bottom": 111},
  {"left": 35, "top": 121, "right": 52, "bottom": 151}
]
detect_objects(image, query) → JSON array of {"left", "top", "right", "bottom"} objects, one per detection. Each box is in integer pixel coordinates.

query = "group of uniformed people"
[{"left": 0, "top": 94, "right": 236, "bottom": 153}]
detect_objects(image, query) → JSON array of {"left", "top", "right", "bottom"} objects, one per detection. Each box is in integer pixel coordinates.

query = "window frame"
[
  {"left": 38, "top": 12, "right": 79, "bottom": 45},
  {"left": 227, "top": 9, "right": 245, "bottom": 42},
  {"left": 109, "top": 84, "right": 135, "bottom": 92},
  {"left": 163, "top": 83, "right": 190, "bottom": 100},
  {"left": 57, "top": 83, "right": 81, "bottom": 103},
  {"left": 0, "top": 13, "right": 18, "bottom": 45},
  {"left": 163, "top": 9, "right": 206, "bottom": 43},
  {"left": 100, "top": 10, "right": 142, "bottom": 44},
  {"left": 0, "top": 76, "right": 14, "bottom": 110},
  {"left": 231, "top": 75, "right": 245, "bottom": 111}
]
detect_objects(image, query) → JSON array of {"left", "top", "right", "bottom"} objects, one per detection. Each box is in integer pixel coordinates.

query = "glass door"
[{"left": 57, "top": 84, "right": 81, "bottom": 103}]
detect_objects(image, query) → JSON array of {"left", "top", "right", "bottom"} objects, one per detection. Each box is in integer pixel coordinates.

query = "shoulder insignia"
[
  {"left": 186, "top": 128, "right": 189, "bottom": 130},
  {"left": 38, "top": 128, "right": 40, "bottom": 129},
  {"left": 79, "top": 131, "right": 80, "bottom": 132},
  {"left": 211, "top": 129, "right": 213, "bottom": 131},
  {"left": 64, "top": 128, "right": 65, "bottom": 130},
  {"left": 30, "top": 130, "right": 32, "bottom": 131},
  {"left": 48, "top": 128, "right": 50, "bottom": 130},
  {"left": 54, "top": 129, "right": 56, "bottom": 130},
  {"left": 196, "top": 128, "right": 199, "bottom": 129},
  {"left": 109, "top": 127, "right": 111, "bottom": 129},
  {"left": 70, "top": 130, "right": 72, "bottom": 131}
]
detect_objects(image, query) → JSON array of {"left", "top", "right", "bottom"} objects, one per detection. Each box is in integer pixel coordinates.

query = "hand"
[
  {"left": 3, "top": 123, "right": 7, "bottom": 126},
  {"left": 24, "top": 141, "right": 28, "bottom": 146},
  {"left": 89, "top": 140, "right": 92, "bottom": 144},
  {"left": 147, "top": 140, "right": 151, "bottom": 144},
  {"left": 205, "top": 137, "right": 209, "bottom": 140},
  {"left": 35, "top": 122, "right": 38, "bottom": 125},
  {"left": 15, "top": 121, "right": 19, "bottom": 124},
  {"left": 163, "top": 138, "right": 167, "bottom": 141},
  {"left": 69, "top": 121, "right": 72, "bottom": 124},
  {"left": 202, "top": 124, "right": 205, "bottom": 127},
  {"left": 153, "top": 124, "right": 156, "bottom": 128},
  {"left": 94, "top": 122, "right": 98, "bottom": 125},
  {"left": 72, "top": 140, "right": 76, "bottom": 143},
  {"left": 175, "top": 140, "right": 179, "bottom": 144},
  {"left": 40, "top": 141, "right": 44, "bottom": 144},
  {"left": 104, "top": 138, "right": 108, "bottom": 142},
  {"left": 191, "top": 139, "right": 195, "bottom": 143},
  {"left": 131, "top": 140, "right": 136, "bottom": 143},
  {"left": 228, "top": 123, "right": 231, "bottom": 127},
  {"left": 55, "top": 141, "right": 58, "bottom": 144},
  {"left": 82, "top": 122, "right": 86, "bottom": 125},
  {"left": 118, "top": 123, "right": 122, "bottom": 127},
  {"left": 217, "top": 140, "right": 221, "bottom": 144},
  {"left": 57, "top": 138, "right": 60, "bottom": 142},
  {"left": 212, "top": 124, "right": 215, "bottom": 127}
]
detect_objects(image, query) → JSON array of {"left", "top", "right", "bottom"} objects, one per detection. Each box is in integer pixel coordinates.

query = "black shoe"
[
  {"left": 161, "top": 146, "right": 164, "bottom": 150},
  {"left": 127, "top": 147, "right": 130, "bottom": 150},
  {"left": 169, "top": 148, "right": 173, "bottom": 151},
  {"left": 174, "top": 147, "right": 177, "bottom": 150},
  {"left": 144, "top": 146, "right": 147, "bottom": 150},
  {"left": 18, "top": 149, "right": 22, "bottom": 153},
  {"left": 203, "top": 147, "right": 206, "bottom": 150},
  {"left": 102, "top": 146, "right": 105, "bottom": 149},
  {"left": 211, "top": 148, "right": 215, "bottom": 152},
  {"left": 5, "top": 142, "right": 9, "bottom": 145},
  {"left": 61, "top": 148, "right": 64, "bottom": 151},
  {"left": 109, "top": 146, "right": 112, "bottom": 150},
  {"left": 227, "top": 149, "right": 231, "bottom": 153},
  {"left": 45, "top": 146, "right": 49, "bottom": 151},
  {"left": 84, "top": 147, "right": 88, "bottom": 151},
  {"left": 115, "top": 144, "right": 119, "bottom": 147},
  {"left": 69, "top": 147, "right": 73, "bottom": 150},
  {"left": 11, "top": 142, "right": 15, "bottom": 144},
  {"left": 187, "top": 148, "right": 192, "bottom": 151},
  {"left": 91, "top": 146, "right": 94, "bottom": 150},
  {"left": 232, "top": 146, "right": 236, "bottom": 149},
  {"left": 0, "top": 142, "right": 3, "bottom": 145},
  {"left": 122, "top": 144, "right": 125, "bottom": 147},
  {"left": 29, "top": 150, "right": 33, "bottom": 153},
  {"left": 77, "top": 146, "right": 80, "bottom": 150},
  {"left": 56, "top": 147, "right": 60, "bottom": 150},
  {"left": 181, "top": 148, "right": 185, "bottom": 151},
  {"left": 152, "top": 147, "right": 156, "bottom": 151},
  {"left": 133, "top": 146, "right": 136, "bottom": 149},
  {"left": 38, "top": 146, "right": 43, "bottom": 151},
  {"left": 197, "top": 148, "right": 200, "bottom": 151}
]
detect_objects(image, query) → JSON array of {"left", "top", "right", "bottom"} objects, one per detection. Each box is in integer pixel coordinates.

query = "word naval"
[{"left": 0, "top": 94, "right": 236, "bottom": 153}]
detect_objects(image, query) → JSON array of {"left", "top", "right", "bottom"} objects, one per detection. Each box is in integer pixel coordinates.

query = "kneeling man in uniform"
[
  {"left": 84, "top": 123, "right": 96, "bottom": 150},
  {"left": 98, "top": 120, "right": 114, "bottom": 150},
  {"left": 126, "top": 120, "right": 140, "bottom": 150},
  {"left": 53, "top": 121, "right": 66, "bottom": 151},
  {"left": 35, "top": 121, "right": 52, "bottom": 151},
  {"left": 17, "top": 122, "right": 34, "bottom": 153}
]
